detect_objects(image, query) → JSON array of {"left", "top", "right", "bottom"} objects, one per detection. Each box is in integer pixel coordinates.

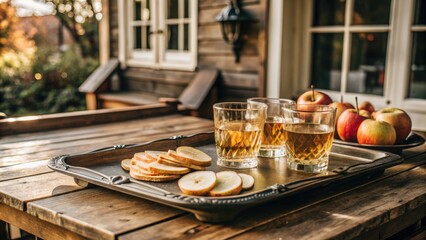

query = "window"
[
  {"left": 308, "top": 0, "right": 392, "bottom": 102},
  {"left": 273, "top": 0, "right": 426, "bottom": 130},
  {"left": 118, "top": 0, "right": 197, "bottom": 70}
]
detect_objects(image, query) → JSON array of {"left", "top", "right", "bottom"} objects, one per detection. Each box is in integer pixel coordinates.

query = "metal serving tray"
[{"left": 48, "top": 132, "right": 402, "bottom": 222}]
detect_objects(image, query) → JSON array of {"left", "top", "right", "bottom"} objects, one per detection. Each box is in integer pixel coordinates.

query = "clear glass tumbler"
[
  {"left": 213, "top": 102, "right": 267, "bottom": 169},
  {"left": 247, "top": 98, "right": 295, "bottom": 158},
  {"left": 282, "top": 104, "right": 336, "bottom": 173}
]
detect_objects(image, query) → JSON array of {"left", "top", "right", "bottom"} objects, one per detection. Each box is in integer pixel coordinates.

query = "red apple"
[
  {"left": 329, "top": 102, "right": 351, "bottom": 123},
  {"left": 343, "top": 102, "right": 354, "bottom": 109},
  {"left": 359, "top": 109, "right": 371, "bottom": 118},
  {"left": 374, "top": 108, "right": 412, "bottom": 143},
  {"left": 359, "top": 101, "right": 375, "bottom": 113},
  {"left": 337, "top": 109, "right": 368, "bottom": 142},
  {"left": 297, "top": 88, "right": 333, "bottom": 106},
  {"left": 357, "top": 119, "right": 396, "bottom": 145}
]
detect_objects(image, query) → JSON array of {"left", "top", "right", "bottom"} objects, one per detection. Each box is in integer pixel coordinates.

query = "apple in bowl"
[
  {"left": 337, "top": 109, "right": 368, "bottom": 142},
  {"left": 297, "top": 85, "right": 333, "bottom": 105},
  {"left": 359, "top": 101, "right": 375, "bottom": 113},
  {"left": 357, "top": 119, "right": 396, "bottom": 145},
  {"left": 373, "top": 108, "right": 412, "bottom": 143}
]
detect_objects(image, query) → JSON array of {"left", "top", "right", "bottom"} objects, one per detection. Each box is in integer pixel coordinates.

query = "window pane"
[
  {"left": 167, "top": 0, "right": 179, "bottom": 19},
  {"left": 349, "top": 32, "right": 388, "bottom": 95},
  {"left": 408, "top": 32, "right": 426, "bottom": 99},
  {"left": 184, "top": 24, "right": 189, "bottom": 50},
  {"left": 134, "top": 0, "right": 141, "bottom": 20},
  {"left": 167, "top": 24, "right": 179, "bottom": 50},
  {"left": 313, "top": 0, "right": 345, "bottom": 26},
  {"left": 146, "top": 26, "right": 151, "bottom": 50},
  {"left": 311, "top": 33, "right": 344, "bottom": 91},
  {"left": 414, "top": 0, "right": 426, "bottom": 25},
  {"left": 352, "top": 0, "right": 391, "bottom": 25},
  {"left": 184, "top": 0, "right": 189, "bottom": 18},
  {"left": 134, "top": 27, "right": 142, "bottom": 49},
  {"left": 142, "top": 0, "right": 150, "bottom": 21}
]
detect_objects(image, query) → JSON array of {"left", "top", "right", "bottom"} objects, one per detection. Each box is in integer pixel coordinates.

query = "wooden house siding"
[{"left": 108, "top": 0, "right": 268, "bottom": 102}]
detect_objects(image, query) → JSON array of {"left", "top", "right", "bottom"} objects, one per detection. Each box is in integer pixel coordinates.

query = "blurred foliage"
[
  {"left": 0, "top": 46, "right": 98, "bottom": 117},
  {"left": 45, "top": 0, "right": 102, "bottom": 57},
  {"left": 0, "top": 1, "right": 99, "bottom": 117},
  {"left": 0, "top": 1, "right": 36, "bottom": 54}
]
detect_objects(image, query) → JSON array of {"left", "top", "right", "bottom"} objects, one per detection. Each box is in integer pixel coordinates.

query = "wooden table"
[{"left": 0, "top": 105, "right": 425, "bottom": 240}]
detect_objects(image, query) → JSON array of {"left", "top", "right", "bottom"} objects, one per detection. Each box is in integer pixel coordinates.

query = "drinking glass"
[
  {"left": 282, "top": 104, "right": 336, "bottom": 173},
  {"left": 213, "top": 102, "right": 267, "bottom": 168},
  {"left": 247, "top": 98, "right": 295, "bottom": 158}
]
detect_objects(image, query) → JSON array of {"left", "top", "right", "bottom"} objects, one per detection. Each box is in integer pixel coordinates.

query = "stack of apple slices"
[
  {"left": 121, "top": 146, "right": 212, "bottom": 182},
  {"left": 178, "top": 171, "right": 254, "bottom": 196}
]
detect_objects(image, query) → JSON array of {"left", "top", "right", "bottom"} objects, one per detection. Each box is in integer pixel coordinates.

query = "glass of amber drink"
[
  {"left": 247, "top": 98, "right": 295, "bottom": 158},
  {"left": 282, "top": 104, "right": 336, "bottom": 173},
  {"left": 213, "top": 102, "right": 267, "bottom": 168}
]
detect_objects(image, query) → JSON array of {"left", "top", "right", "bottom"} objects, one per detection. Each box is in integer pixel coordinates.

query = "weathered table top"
[{"left": 0, "top": 105, "right": 425, "bottom": 240}]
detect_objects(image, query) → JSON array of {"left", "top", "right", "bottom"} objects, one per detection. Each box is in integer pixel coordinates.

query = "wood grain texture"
[
  {"left": 199, "top": 39, "right": 258, "bottom": 56},
  {"left": 198, "top": 4, "right": 262, "bottom": 25},
  {"left": 0, "top": 117, "right": 212, "bottom": 158},
  {"left": 0, "top": 204, "right": 88, "bottom": 240},
  {"left": 79, "top": 58, "right": 119, "bottom": 93},
  {"left": 0, "top": 172, "right": 82, "bottom": 210},
  {"left": 0, "top": 104, "right": 177, "bottom": 136},
  {"left": 231, "top": 166, "right": 426, "bottom": 240},
  {"left": 199, "top": 55, "right": 259, "bottom": 73},
  {"left": 0, "top": 160, "right": 51, "bottom": 182},
  {"left": 199, "top": 0, "right": 260, "bottom": 9},
  {"left": 118, "top": 154, "right": 426, "bottom": 240},
  {"left": 27, "top": 188, "right": 185, "bottom": 240},
  {"left": 256, "top": 0, "right": 268, "bottom": 97}
]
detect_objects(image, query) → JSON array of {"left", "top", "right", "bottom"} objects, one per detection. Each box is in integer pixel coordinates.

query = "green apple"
[
  {"left": 357, "top": 119, "right": 396, "bottom": 145},
  {"left": 374, "top": 108, "right": 412, "bottom": 143}
]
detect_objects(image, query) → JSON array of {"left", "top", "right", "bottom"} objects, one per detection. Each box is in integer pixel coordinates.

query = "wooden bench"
[{"left": 79, "top": 59, "right": 219, "bottom": 118}]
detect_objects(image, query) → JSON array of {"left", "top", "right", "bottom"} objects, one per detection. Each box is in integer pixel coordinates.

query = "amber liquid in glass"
[
  {"left": 262, "top": 118, "right": 286, "bottom": 147},
  {"left": 215, "top": 122, "right": 263, "bottom": 160},
  {"left": 285, "top": 123, "right": 334, "bottom": 165}
]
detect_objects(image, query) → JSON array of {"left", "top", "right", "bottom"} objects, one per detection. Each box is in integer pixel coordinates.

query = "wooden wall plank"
[
  {"left": 199, "top": 55, "right": 259, "bottom": 73},
  {"left": 199, "top": 0, "right": 260, "bottom": 9},
  {"left": 198, "top": 4, "right": 262, "bottom": 25},
  {"left": 256, "top": 0, "right": 268, "bottom": 97},
  {"left": 27, "top": 188, "right": 185, "bottom": 240},
  {"left": 107, "top": 0, "right": 267, "bottom": 103},
  {"left": 222, "top": 72, "right": 259, "bottom": 88},
  {"left": 199, "top": 39, "right": 258, "bottom": 56}
]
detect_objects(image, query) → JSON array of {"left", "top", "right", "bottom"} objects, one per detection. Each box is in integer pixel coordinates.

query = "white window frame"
[
  {"left": 268, "top": 0, "right": 426, "bottom": 130},
  {"left": 118, "top": 0, "right": 198, "bottom": 71}
]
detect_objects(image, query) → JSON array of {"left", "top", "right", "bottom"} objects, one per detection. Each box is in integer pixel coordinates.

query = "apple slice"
[
  {"left": 158, "top": 153, "right": 206, "bottom": 171},
  {"left": 178, "top": 171, "right": 217, "bottom": 196},
  {"left": 121, "top": 159, "right": 131, "bottom": 171},
  {"left": 133, "top": 152, "right": 156, "bottom": 163},
  {"left": 238, "top": 173, "right": 254, "bottom": 190},
  {"left": 130, "top": 169, "right": 180, "bottom": 182},
  {"left": 144, "top": 151, "right": 164, "bottom": 161},
  {"left": 149, "top": 162, "right": 190, "bottom": 175},
  {"left": 171, "top": 147, "right": 212, "bottom": 166},
  {"left": 130, "top": 164, "right": 157, "bottom": 176},
  {"left": 209, "top": 171, "right": 242, "bottom": 196}
]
